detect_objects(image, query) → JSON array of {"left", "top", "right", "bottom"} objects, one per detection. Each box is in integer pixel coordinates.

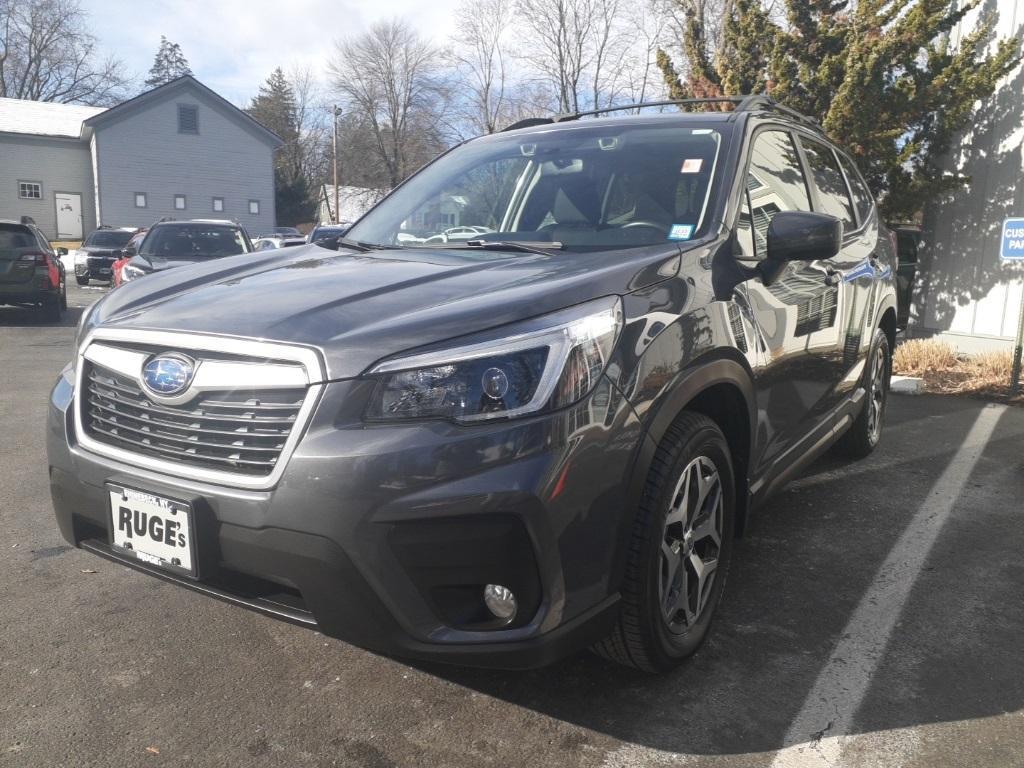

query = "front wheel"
[
  {"left": 834, "top": 327, "right": 890, "bottom": 458},
  {"left": 593, "top": 412, "right": 735, "bottom": 673},
  {"left": 75, "top": 274, "right": 89, "bottom": 286}
]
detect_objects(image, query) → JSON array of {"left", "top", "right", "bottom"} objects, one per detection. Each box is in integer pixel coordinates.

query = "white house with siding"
[
  {"left": 0, "top": 76, "right": 281, "bottom": 241},
  {"left": 913, "top": 0, "right": 1024, "bottom": 351}
]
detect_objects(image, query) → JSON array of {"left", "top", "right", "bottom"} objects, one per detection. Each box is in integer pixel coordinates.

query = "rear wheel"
[
  {"left": 41, "top": 293, "right": 63, "bottom": 322},
  {"left": 834, "top": 327, "right": 890, "bottom": 458},
  {"left": 593, "top": 412, "right": 735, "bottom": 672}
]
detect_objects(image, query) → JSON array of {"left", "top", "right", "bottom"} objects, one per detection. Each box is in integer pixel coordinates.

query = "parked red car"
[{"left": 111, "top": 229, "right": 147, "bottom": 287}]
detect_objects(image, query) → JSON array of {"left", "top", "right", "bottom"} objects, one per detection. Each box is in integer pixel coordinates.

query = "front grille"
[{"left": 82, "top": 361, "right": 305, "bottom": 476}]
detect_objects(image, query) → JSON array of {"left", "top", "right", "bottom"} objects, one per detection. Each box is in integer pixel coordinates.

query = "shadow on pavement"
[{"left": 410, "top": 397, "right": 1024, "bottom": 758}]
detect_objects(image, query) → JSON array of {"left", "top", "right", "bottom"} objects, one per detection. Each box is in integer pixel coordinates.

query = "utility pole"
[{"left": 332, "top": 105, "right": 342, "bottom": 225}]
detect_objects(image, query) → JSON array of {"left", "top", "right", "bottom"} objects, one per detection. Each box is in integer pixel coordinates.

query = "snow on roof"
[{"left": 0, "top": 98, "right": 107, "bottom": 139}]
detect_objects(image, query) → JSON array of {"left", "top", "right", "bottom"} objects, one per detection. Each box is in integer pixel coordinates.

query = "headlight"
[
  {"left": 121, "top": 264, "right": 145, "bottom": 282},
  {"left": 365, "top": 296, "right": 622, "bottom": 423}
]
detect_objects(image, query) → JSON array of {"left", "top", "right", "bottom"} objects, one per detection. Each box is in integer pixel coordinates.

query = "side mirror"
[
  {"left": 56, "top": 247, "right": 68, "bottom": 256},
  {"left": 766, "top": 211, "right": 842, "bottom": 263}
]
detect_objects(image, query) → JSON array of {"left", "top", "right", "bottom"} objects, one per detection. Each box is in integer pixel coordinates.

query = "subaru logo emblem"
[{"left": 141, "top": 354, "right": 195, "bottom": 397}]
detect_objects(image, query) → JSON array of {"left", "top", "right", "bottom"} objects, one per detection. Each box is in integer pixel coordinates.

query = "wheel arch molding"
[{"left": 610, "top": 352, "right": 758, "bottom": 593}]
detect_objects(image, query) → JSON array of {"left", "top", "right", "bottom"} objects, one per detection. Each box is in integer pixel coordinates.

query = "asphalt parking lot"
[{"left": 2, "top": 282, "right": 1023, "bottom": 768}]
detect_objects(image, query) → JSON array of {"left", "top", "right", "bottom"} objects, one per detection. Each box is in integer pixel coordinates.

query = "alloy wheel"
[
  {"left": 659, "top": 455, "right": 724, "bottom": 633},
  {"left": 867, "top": 346, "right": 886, "bottom": 444}
]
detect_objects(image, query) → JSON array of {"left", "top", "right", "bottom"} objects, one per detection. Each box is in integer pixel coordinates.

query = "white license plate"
[{"left": 108, "top": 486, "right": 195, "bottom": 574}]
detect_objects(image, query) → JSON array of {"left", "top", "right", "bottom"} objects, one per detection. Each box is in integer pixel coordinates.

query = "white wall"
[
  {"left": 0, "top": 133, "right": 96, "bottom": 240},
  {"left": 914, "top": 0, "right": 1024, "bottom": 351},
  {"left": 93, "top": 81, "right": 277, "bottom": 235}
]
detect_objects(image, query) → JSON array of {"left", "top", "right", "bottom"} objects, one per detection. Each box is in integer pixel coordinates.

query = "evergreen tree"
[
  {"left": 658, "top": 0, "right": 1020, "bottom": 219},
  {"left": 247, "top": 68, "right": 314, "bottom": 225},
  {"left": 145, "top": 36, "right": 193, "bottom": 88}
]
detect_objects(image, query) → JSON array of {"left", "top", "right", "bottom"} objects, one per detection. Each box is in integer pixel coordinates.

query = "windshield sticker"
[
  {"left": 681, "top": 158, "right": 703, "bottom": 174},
  {"left": 668, "top": 224, "right": 694, "bottom": 241}
]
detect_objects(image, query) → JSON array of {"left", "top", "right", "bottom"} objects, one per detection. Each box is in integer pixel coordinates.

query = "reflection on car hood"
[{"left": 94, "top": 243, "right": 677, "bottom": 380}]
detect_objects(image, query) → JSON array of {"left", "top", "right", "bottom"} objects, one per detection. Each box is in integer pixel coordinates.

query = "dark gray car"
[{"left": 47, "top": 96, "right": 898, "bottom": 672}]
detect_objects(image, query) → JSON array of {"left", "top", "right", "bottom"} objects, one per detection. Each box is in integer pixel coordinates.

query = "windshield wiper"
[
  {"left": 334, "top": 237, "right": 395, "bottom": 252},
  {"left": 458, "top": 239, "right": 565, "bottom": 255}
]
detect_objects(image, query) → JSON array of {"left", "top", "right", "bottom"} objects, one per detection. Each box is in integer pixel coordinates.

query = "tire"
[
  {"left": 593, "top": 412, "right": 735, "bottom": 673},
  {"left": 75, "top": 274, "right": 90, "bottom": 286},
  {"left": 41, "top": 293, "right": 63, "bottom": 323},
  {"left": 834, "top": 327, "right": 890, "bottom": 459},
  {"left": 60, "top": 275, "right": 68, "bottom": 311}
]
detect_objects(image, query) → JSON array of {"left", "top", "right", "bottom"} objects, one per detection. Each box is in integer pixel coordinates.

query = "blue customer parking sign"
[{"left": 1001, "top": 218, "right": 1024, "bottom": 260}]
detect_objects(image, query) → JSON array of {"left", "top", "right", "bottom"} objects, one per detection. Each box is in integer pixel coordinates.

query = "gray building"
[
  {"left": 0, "top": 76, "right": 281, "bottom": 241},
  {"left": 914, "top": 0, "right": 1023, "bottom": 352}
]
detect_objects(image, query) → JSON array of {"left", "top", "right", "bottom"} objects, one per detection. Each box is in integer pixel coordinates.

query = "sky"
[{"left": 86, "top": 0, "right": 461, "bottom": 105}]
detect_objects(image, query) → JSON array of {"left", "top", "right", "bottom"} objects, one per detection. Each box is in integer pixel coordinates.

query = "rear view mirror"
[{"left": 767, "top": 211, "right": 842, "bottom": 263}]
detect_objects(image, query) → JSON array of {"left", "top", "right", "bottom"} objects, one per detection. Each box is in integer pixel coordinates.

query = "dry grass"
[{"left": 893, "top": 338, "right": 1022, "bottom": 403}]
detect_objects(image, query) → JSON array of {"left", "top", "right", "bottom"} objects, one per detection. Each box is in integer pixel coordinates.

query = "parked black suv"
[
  {"left": 119, "top": 219, "right": 253, "bottom": 283},
  {"left": 48, "top": 96, "right": 897, "bottom": 672},
  {"left": 0, "top": 216, "right": 67, "bottom": 322},
  {"left": 73, "top": 227, "right": 136, "bottom": 285}
]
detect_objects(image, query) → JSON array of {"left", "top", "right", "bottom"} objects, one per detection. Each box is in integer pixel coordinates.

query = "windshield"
[
  {"left": 346, "top": 122, "right": 725, "bottom": 251},
  {"left": 86, "top": 230, "right": 134, "bottom": 248},
  {"left": 139, "top": 224, "right": 249, "bottom": 259}
]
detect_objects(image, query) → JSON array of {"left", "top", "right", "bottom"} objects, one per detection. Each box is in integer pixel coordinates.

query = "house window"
[
  {"left": 212, "top": 197, "right": 224, "bottom": 212},
  {"left": 178, "top": 104, "right": 199, "bottom": 134},
  {"left": 134, "top": 193, "right": 147, "bottom": 208},
  {"left": 18, "top": 181, "right": 42, "bottom": 199},
  {"left": 249, "top": 200, "right": 260, "bottom": 215},
  {"left": 174, "top": 194, "right": 187, "bottom": 210}
]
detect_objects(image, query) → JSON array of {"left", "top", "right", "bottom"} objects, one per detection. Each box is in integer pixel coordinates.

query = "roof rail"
[
  {"left": 501, "top": 94, "right": 822, "bottom": 132},
  {"left": 733, "top": 94, "right": 822, "bottom": 130}
]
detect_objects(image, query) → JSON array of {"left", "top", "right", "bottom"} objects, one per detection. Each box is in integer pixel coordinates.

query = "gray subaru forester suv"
[{"left": 48, "top": 96, "right": 897, "bottom": 672}]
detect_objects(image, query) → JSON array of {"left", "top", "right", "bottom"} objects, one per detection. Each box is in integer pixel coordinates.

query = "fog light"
[{"left": 483, "top": 584, "right": 517, "bottom": 622}]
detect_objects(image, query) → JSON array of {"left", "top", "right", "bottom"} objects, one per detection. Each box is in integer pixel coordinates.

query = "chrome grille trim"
[{"left": 74, "top": 328, "right": 326, "bottom": 490}]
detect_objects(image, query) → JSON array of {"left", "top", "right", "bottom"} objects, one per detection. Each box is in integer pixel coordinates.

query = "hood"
[
  {"left": 92, "top": 243, "right": 680, "bottom": 380},
  {"left": 82, "top": 245, "right": 122, "bottom": 257},
  {"left": 129, "top": 254, "right": 225, "bottom": 273}
]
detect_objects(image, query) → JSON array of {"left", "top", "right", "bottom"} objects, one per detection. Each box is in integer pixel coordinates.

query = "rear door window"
[
  {"left": 837, "top": 153, "right": 875, "bottom": 225},
  {"left": 746, "top": 130, "right": 812, "bottom": 256},
  {"left": 799, "top": 138, "right": 857, "bottom": 233}
]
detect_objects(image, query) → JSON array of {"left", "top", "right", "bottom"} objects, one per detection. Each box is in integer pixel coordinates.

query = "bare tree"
[
  {"left": 0, "top": 0, "right": 129, "bottom": 104},
  {"left": 328, "top": 19, "right": 449, "bottom": 189},
  {"left": 288, "top": 64, "right": 331, "bottom": 186},
  {"left": 514, "top": 0, "right": 643, "bottom": 113},
  {"left": 516, "top": 0, "right": 596, "bottom": 113},
  {"left": 449, "top": 0, "right": 518, "bottom": 134}
]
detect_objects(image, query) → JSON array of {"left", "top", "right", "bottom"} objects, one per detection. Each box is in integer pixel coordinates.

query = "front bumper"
[
  {"left": 48, "top": 370, "right": 646, "bottom": 668},
  {"left": 76, "top": 255, "right": 115, "bottom": 280}
]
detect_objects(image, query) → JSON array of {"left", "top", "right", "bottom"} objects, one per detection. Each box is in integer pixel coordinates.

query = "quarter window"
[
  {"left": 799, "top": 138, "right": 856, "bottom": 232},
  {"left": 18, "top": 181, "right": 42, "bottom": 199},
  {"left": 746, "top": 130, "right": 811, "bottom": 255},
  {"left": 837, "top": 154, "right": 874, "bottom": 225},
  {"left": 174, "top": 194, "right": 187, "bottom": 210},
  {"left": 178, "top": 104, "right": 199, "bottom": 134}
]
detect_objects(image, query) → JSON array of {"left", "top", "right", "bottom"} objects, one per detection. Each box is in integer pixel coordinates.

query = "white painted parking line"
[{"left": 769, "top": 404, "right": 1006, "bottom": 768}]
